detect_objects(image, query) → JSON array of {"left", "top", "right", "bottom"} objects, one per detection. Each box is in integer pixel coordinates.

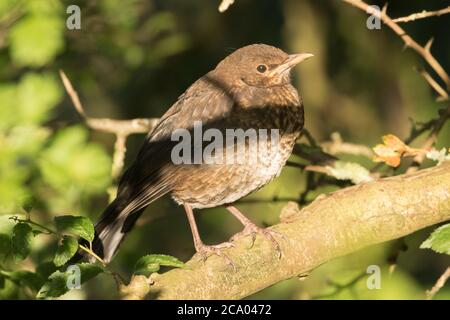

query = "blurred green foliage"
[
  {"left": 0, "top": 0, "right": 190, "bottom": 299},
  {"left": 0, "top": 0, "right": 449, "bottom": 299},
  {"left": 39, "top": 126, "right": 111, "bottom": 197},
  {"left": 9, "top": 15, "right": 65, "bottom": 67},
  {"left": 0, "top": 0, "right": 112, "bottom": 218}
]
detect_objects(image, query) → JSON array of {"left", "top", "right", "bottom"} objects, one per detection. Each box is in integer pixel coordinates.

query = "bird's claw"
[
  {"left": 231, "top": 224, "right": 284, "bottom": 259},
  {"left": 195, "top": 242, "right": 236, "bottom": 270}
]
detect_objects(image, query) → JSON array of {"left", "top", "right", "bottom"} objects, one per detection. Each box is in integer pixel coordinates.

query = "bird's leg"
[
  {"left": 227, "top": 205, "right": 283, "bottom": 258},
  {"left": 183, "top": 204, "right": 235, "bottom": 266}
]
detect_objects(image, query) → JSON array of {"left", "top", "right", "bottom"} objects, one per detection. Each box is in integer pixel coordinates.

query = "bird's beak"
[{"left": 269, "top": 53, "right": 314, "bottom": 77}]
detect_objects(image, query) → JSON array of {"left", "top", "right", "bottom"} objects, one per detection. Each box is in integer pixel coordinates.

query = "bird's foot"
[
  {"left": 195, "top": 242, "right": 236, "bottom": 270},
  {"left": 231, "top": 223, "right": 284, "bottom": 258}
]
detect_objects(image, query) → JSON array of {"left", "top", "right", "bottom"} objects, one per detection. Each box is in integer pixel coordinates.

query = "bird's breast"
[{"left": 170, "top": 94, "right": 304, "bottom": 209}]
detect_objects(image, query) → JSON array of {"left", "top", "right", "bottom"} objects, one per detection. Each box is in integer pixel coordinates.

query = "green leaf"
[
  {"left": 35, "top": 262, "right": 57, "bottom": 280},
  {"left": 0, "top": 275, "right": 17, "bottom": 299},
  {"left": 39, "top": 126, "right": 112, "bottom": 194},
  {"left": 6, "top": 270, "right": 44, "bottom": 291},
  {"left": 101, "top": 0, "right": 140, "bottom": 29},
  {"left": 148, "top": 33, "right": 190, "bottom": 61},
  {"left": 0, "top": 0, "right": 18, "bottom": 19},
  {"left": 0, "top": 179, "right": 29, "bottom": 215},
  {"left": 0, "top": 75, "right": 61, "bottom": 129},
  {"left": 144, "top": 11, "right": 177, "bottom": 34},
  {"left": 0, "top": 84, "right": 18, "bottom": 130},
  {"left": 0, "top": 215, "right": 19, "bottom": 234},
  {"left": 17, "top": 72, "right": 62, "bottom": 125},
  {"left": 23, "top": 0, "right": 63, "bottom": 15},
  {"left": 11, "top": 223, "right": 33, "bottom": 261},
  {"left": 6, "top": 126, "right": 51, "bottom": 156},
  {"left": 54, "top": 216, "right": 95, "bottom": 242},
  {"left": 54, "top": 236, "right": 79, "bottom": 267},
  {"left": 32, "top": 230, "right": 44, "bottom": 236},
  {"left": 134, "top": 254, "right": 185, "bottom": 277},
  {"left": 37, "top": 263, "right": 103, "bottom": 299},
  {"left": 9, "top": 15, "right": 64, "bottom": 67},
  {"left": 420, "top": 224, "right": 450, "bottom": 255},
  {"left": 0, "top": 234, "right": 11, "bottom": 257}
]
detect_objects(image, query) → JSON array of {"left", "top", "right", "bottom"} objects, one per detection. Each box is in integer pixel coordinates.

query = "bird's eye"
[{"left": 257, "top": 64, "right": 267, "bottom": 73}]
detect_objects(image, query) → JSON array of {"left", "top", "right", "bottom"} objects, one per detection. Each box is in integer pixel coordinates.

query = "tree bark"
[{"left": 120, "top": 162, "right": 450, "bottom": 300}]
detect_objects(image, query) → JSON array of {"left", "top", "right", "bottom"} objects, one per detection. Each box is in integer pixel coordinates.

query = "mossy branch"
[{"left": 120, "top": 162, "right": 450, "bottom": 299}]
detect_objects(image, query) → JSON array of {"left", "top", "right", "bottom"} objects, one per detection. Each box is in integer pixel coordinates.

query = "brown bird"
[{"left": 91, "top": 44, "right": 313, "bottom": 263}]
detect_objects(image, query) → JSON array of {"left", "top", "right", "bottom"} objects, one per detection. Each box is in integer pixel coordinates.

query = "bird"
[{"left": 90, "top": 44, "right": 313, "bottom": 264}]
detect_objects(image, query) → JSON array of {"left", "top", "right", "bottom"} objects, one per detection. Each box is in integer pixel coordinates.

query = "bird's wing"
[{"left": 115, "top": 73, "right": 235, "bottom": 216}]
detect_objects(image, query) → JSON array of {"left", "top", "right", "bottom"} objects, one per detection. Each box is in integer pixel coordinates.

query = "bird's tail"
[{"left": 86, "top": 198, "right": 145, "bottom": 263}]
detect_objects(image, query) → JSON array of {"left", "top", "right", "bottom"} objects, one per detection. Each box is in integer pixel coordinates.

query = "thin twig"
[
  {"left": 78, "top": 245, "right": 107, "bottom": 267},
  {"left": 59, "top": 71, "right": 86, "bottom": 118},
  {"left": 59, "top": 70, "right": 159, "bottom": 180},
  {"left": 78, "top": 244, "right": 125, "bottom": 288},
  {"left": 218, "top": 0, "right": 235, "bottom": 12},
  {"left": 407, "top": 105, "right": 450, "bottom": 171},
  {"left": 387, "top": 238, "right": 408, "bottom": 275},
  {"left": 112, "top": 134, "right": 127, "bottom": 180},
  {"left": 341, "top": 0, "right": 450, "bottom": 172},
  {"left": 426, "top": 267, "right": 450, "bottom": 300},
  {"left": 415, "top": 68, "right": 449, "bottom": 102},
  {"left": 321, "top": 132, "right": 374, "bottom": 158},
  {"left": 342, "top": 0, "right": 450, "bottom": 90},
  {"left": 286, "top": 161, "right": 333, "bottom": 175},
  {"left": 9, "top": 216, "right": 56, "bottom": 235},
  {"left": 393, "top": 6, "right": 450, "bottom": 23},
  {"left": 311, "top": 272, "right": 367, "bottom": 299},
  {"left": 59, "top": 70, "right": 159, "bottom": 136}
]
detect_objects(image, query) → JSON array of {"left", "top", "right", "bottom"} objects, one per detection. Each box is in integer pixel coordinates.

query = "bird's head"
[{"left": 214, "top": 44, "right": 313, "bottom": 88}]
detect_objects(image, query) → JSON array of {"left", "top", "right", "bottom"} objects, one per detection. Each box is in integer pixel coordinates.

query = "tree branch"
[
  {"left": 321, "top": 132, "right": 374, "bottom": 158},
  {"left": 426, "top": 267, "right": 450, "bottom": 300},
  {"left": 342, "top": 0, "right": 450, "bottom": 91},
  {"left": 392, "top": 6, "right": 450, "bottom": 23},
  {"left": 59, "top": 70, "right": 159, "bottom": 182},
  {"left": 416, "top": 68, "right": 449, "bottom": 102},
  {"left": 218, "top": 0, "right": 235, "bottom": 13},
  {"left": 120, "top": 161, "right": 450, "bottom": 299}
]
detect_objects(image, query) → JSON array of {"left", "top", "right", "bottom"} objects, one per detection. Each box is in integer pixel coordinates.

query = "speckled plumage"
[
  {"left": 91, "top": 44, "right": 311, "bottom": 262},
  {"left": 171, "top": 89, "right": 303, "bottom": 208}
]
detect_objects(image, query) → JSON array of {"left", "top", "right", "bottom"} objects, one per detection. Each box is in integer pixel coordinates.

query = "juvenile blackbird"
[{"left": 92, "top": 44, "right": 313, "bottom": 263}]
